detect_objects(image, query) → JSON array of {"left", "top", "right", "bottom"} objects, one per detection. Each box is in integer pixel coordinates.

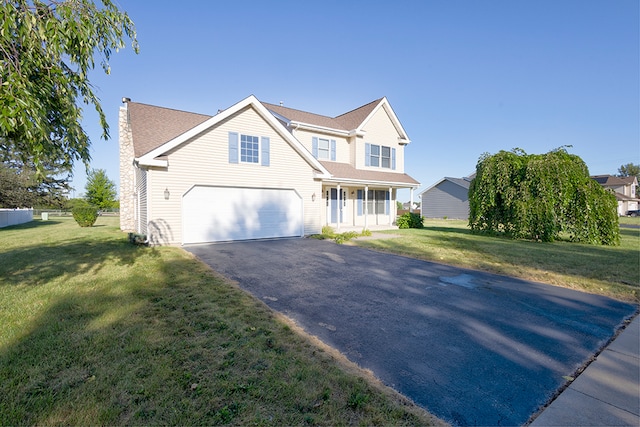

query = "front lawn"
[
  {"left": 354, "top": 219, "right": 639, "bottom": 302},
  {"left": 0, "top": 217, "right": 440, "bottom": 426}
]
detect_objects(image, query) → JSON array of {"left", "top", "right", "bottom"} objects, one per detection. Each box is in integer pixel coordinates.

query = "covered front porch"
[
  {"left": 317, "top": 160, "right": 420, "bottom": 232},
  {"left": 320, "top": 183, "right": 417, "bottom": 232}
]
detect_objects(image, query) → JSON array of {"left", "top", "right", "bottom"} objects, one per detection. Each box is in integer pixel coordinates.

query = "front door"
[{"left": 329, "top": 188, "right": 346, "bottom": 224}]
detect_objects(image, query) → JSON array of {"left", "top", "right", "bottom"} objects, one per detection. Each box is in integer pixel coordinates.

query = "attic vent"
[{"left": 279, "top": 101, "right": 284, "bottom": 106}]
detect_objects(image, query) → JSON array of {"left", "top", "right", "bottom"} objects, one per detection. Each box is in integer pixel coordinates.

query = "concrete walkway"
[{"left": 531, "top": 315, "right": 639, "bottom": 426}]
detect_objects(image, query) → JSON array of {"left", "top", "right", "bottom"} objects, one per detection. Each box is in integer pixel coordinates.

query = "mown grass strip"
[
  {"left": 0, "top": 217, "right": 440, "bottom": 426},
  {"left": 353, "top": 219, "right": 639, "bottom": 302}
]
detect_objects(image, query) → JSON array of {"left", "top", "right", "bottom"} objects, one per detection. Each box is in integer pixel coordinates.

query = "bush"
[
  {"left": 313, "top": 226, "right": 370, "bottom": 244},
  {"left": 321, "top": 225, "right": 335, "bottom": 237},
  {"left": 397, "top": 212, "right": 424, "bottom": 229},
  {"left": 72, "top": 204, "right": 98, "bottom": 227},
  {"left": 128, "top": 232, "right": 148, "bottom": 245}
]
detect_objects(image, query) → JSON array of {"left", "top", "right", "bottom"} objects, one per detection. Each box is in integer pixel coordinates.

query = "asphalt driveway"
[{"left": 186, "top": 238, "right": 636, "bottom": 426}]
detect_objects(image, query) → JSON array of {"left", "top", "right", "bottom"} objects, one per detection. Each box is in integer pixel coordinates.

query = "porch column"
[
  {"left": 364, "top": 185, "right": 368, "bottom": 230},
  {"left": 336, "top": 183, "right": 341, "bottom": 232},
  {"left": 389, "top": 187, "right": 393, "bottom": 226}
]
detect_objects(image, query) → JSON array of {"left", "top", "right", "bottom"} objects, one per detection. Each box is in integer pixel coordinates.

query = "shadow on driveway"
[{"left": 186, "top": 238, "right": 636, "bottom": 426}]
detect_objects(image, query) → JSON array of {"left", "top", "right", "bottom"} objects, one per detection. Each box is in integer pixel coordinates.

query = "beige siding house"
[
  {"left": 119, "top": 95, "right": 419, "bottom": 245},
  {"left": 592, "top": 175, "right": 639, "bottom": 216}
]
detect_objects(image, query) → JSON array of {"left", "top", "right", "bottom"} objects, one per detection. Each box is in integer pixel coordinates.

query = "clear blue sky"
[{"left": 73, "top": 0, "right": 639, "bottom": 201}]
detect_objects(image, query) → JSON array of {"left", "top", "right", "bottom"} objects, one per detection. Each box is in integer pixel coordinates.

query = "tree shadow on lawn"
[
  {"left": 0, "top": 233, "right": 159, "bottom": 287},
  {"left": 0, "top": 251, "right": 415, "bottom": 426},
  {"left": 0, "top": 219, "right": 62, "bottom": 230},
  {"left": 0, "top": 258, "right": 194, "bottom": 425},
  {"left": 363, "top": 227, "right": 639, "bottom": 298}
]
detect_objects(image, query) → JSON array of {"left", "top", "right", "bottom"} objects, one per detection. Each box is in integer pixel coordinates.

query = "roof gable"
[
  {"left": 419, "top": 176, "right": 472, "bottom": 196},
  {"left": 355, "top": 97, "right": 410, "bottom": 144},
  {"left": 262, "top": 97, "right": 408, "bottom": 142},
  {"left": 135, "top": 95, "right": 330, "bottom": 176}
]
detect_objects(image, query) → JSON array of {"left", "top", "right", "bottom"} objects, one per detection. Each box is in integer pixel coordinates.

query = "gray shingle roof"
[
  {"left": 127, "top": 102, "right": 211, "bottom": 157},
  {"left": 591, "top": 174, "right": 637, "bottom": 186},
  {"left": 319, "top": 161, "right": 419, "bottom": 186},
  {"left": 128, "top": 99, "right": 385, "bottom": 158},
  {"left": 263, "top": 98, "right": 382, "bottom": 132}
]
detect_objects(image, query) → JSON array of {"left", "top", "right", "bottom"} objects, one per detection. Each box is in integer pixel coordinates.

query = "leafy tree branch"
[{"left": 0, "top": 0, "right": 138, "bottom": 173}]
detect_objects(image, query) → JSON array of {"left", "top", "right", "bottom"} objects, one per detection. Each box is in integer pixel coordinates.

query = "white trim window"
[
  {"left": 240, "top": 134, "right": 259, "bottom": 163},
  {"left": 228, "top": 132, "right": 270, "bottom": 166},
  {"left": 312, "top": 137, "right": 337, "bottom": 161},
  {"left": 365, "top": 143, "right": 396, "bottom": 170},
  {"left": 317, "top": 138, "right": 330, "bottom": 160}
]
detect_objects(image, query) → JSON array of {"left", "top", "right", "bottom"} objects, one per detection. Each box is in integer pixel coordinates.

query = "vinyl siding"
[
  {"left": 356, "top": 107, "right": 405, "bottom": 172},
  {"left": 145, "top": 106, "right": 322, "bottom": 245},
  {"left": 421, "top": 180, "right": 469, "bottom": 220},
  {"left": 293, "top": 128, "right": 350, "bottom": 163}
]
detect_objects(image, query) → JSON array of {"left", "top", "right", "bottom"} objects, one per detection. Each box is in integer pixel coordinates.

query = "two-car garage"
[{"left": 182, "top": 186, "right": 304, "bottom": 244}]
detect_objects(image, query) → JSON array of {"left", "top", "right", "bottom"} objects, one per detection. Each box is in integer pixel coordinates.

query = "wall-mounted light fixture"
[
  {"left": 311, "top": 193, "right": 316, "bottom": 202},
  {"left": 164, "top": 188, "right": 170, "bottom": 200}
]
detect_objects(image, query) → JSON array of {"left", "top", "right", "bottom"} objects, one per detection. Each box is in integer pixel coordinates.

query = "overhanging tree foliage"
[
  {"left": 0, "top": 0, "right": 138, "bottom": 172},
  {"left": 469, "top": 148, "right": 619, "bottom": 245}
]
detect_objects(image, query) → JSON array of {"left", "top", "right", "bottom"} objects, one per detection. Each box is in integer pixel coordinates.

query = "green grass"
[
  {"left": 353, "top": 219, "right": 639, "bottom": 302},
  {"left": 619, "top": 215, "right": 640, "bottom": 226},
  {"left": 0, "top": 217, "right": 441, "bottom": 426}
]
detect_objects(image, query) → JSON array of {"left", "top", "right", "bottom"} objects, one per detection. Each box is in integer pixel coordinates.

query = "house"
[
  {"left": 592, "top": 174, "right": 640, "bottom": 215},
  {"left": 419, "top": 175, "right": 473, "bottom": 220},
  {"left": 119, "top": 95, "right": 420, "bottom": 245}
]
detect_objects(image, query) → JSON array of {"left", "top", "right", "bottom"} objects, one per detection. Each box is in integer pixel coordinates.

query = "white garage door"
[{"left": 182, "top": 186, "right": 303, "bottom": 244}]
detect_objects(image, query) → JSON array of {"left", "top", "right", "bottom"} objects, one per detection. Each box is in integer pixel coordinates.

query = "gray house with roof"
[{"left": 419, "top": 176, "right": 473, "bottom": 220}]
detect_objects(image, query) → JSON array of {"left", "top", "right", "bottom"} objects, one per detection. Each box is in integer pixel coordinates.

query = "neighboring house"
[
  {"left": 592, "top": 175, "right": 640, "bottom": 215},
  {"left": 419, "top": 175, "right": 473, "bottom": 220},
  {"left": 119, "top": 95, "right": 420, "bottom": 245},
  {"left": 402, "top": 202, "right": 418, "bottom": 211}
]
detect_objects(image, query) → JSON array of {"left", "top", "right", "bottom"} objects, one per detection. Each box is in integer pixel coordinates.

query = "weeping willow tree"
[{"left": 468, "top": 147, "right": 619, "bottom": 245}]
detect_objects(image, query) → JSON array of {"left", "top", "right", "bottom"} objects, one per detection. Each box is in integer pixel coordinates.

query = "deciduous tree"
[
  {"left": 617, "top": 163, "right": 640, "bottom": 180},
  {"left": 0, "top": 0, "right": 138, "bottom": 172},
  {"left": 469, "top": 147, "right": 619, "bottom": 245},
  {"left": 84, "top": 168, "right": 116, "bottom": 209}
]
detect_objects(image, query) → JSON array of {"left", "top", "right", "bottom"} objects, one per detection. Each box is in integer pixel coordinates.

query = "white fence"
[{"left": 0, "top": 208, "right": 33, "bottom": 228}]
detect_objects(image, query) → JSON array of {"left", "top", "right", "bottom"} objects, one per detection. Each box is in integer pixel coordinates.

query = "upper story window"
[
  {"left": 366, "top": 143, "right": 396, "bottom": 170},
  {"left": 312, "top": 137, "right": 336, "bottom": 161},
  {"left": 228, "top": 132, "right": 270, "bottom": 166},
  {"left": 241, "top": 134, "right": 259, "bottom": 163},
  {"left": 317, "top": 138, "right": 330, "bottom": 159}
]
